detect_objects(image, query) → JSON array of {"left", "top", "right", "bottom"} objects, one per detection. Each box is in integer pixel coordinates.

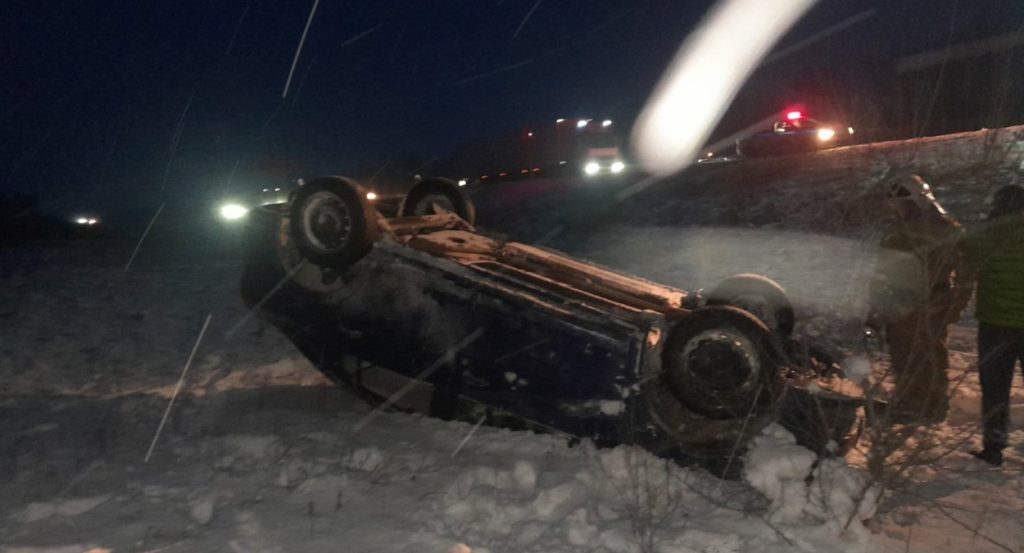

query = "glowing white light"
[
  {"left": 527, "top": 132, "right": 533, "bottom": 137},
  {"left": 458, "top": 179, "right": 468, "bottom": 186},
  {"left": 610, "top": 161, "right": 626, "bottom": 173},
  {"left": 817, "top": 127, "right": 836, "bottom": 141},
  {"left": 556, "top": 118, "right": 565, "bottom": 123},
  {"left": 848, "top": 126, "right": 855, "bottom": 134},
  {"left": 577, "top": 120, "right": 589, "bottom": 129},
  {"left": 220, "top": 203, "right": 248, "bottom": 220},
  {"left": 602, "top": 119, "right": 613, "bottom": 127},
  {"left": 75, "top": 217, "right": 89, "bottom": 224},
  {"left": 262, "top": 188, "right": 269, "bottom": 192},
  {"left": 274, "top": 188, "right": 281, "bottom": 192},
  {"left": 632, "top": 0, "right": 818, "bottom": 176},
  {"left": 366, "top": 191, "right": 378, "bottom": 201},
  {"left": 584, "top": 162, "right": 601, "bottom": 175},
  {"left": 87, "top": 218, "right": 98, "bottom": 225}
]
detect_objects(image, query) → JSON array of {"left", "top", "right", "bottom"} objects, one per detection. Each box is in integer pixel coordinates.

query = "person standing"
[
  {"left": 869, "top": 174, "right": 974, "bottom": 424},
  {"left": 964, "top": 184, "right": 1024, "bottom": 466}
]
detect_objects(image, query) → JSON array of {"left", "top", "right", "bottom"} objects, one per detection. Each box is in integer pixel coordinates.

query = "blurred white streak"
[
  {"left": 282, "top": 0, "right": 322, "bottom": 99},
  {"left": 631, "top": 0, "right": 818, "bottom": 177},
  {"left": 225, "top": 259, "right": 306, "bottom": 338},
  {"left": 291, "top": 58, "right": 316, "bottom": 107},
  {"left": 617, "top": 111, "right": 783, "bottom": 202},
  {"left": 263, "top": 102, "right": 283, "bottom": 129},
  {"left": 763, "top": 9, "right": 875, "bottom": 66},
  {"left": 353, "top": 328, "right": 485, "bottom": 433},
  {"left": 340, "top": 23, "right": 383, "bottom": 48},
  {"left": 512, "top": 0, "right": 544, "bottom": 38},
  {"left": 451, "top": 414, "right": 487, "bottom": 458},
  {"left": 160, "top": 88, "right": 196, "bottom": 191},
  {"left": 145, "top": 313, "right": 213, "bottom": 463},
  {"left": 224, "top": 4, "right": 250, "bottom": 57},
  {"left": 454, "top": 59, "right": 534, "bottom": 86},
  {"left": 123, "top": 202, "right": 165, "bottom": 273}
]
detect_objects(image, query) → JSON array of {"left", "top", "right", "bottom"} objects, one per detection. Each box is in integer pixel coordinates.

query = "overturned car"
[{"left": 240, "top": 175, "right": 862, "bottom": 467}]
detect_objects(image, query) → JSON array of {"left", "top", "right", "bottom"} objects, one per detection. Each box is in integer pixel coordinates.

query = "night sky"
[{"left": 2, "top": 0, "right": 1022, "bottom": 213}]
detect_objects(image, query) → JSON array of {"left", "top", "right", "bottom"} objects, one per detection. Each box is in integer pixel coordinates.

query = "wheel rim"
[
  {"left": 728, "top": 295, "right": 777, "bottom": 333},
  {"left": 301, "top": 191, "right": 353, "bottom": 253},
  {"left": 671, "top": 328, "right": 761, "bottom": 411},
  {"left": 413, "top": 193, "right": 456, "bottom": 216}
]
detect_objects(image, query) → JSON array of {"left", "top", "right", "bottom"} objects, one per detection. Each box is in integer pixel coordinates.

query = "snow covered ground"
[{"left": 2, "top": 219, "right": 1022, "bottom": 553}]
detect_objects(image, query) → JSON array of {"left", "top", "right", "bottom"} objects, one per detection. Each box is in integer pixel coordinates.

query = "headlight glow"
[
  {"left": 610, "top": 161, "right": 626, "bottom": 173},
  {"left": 817, "top": 128, "right": 836, "bottom": 141},
  {"left": 75, "top": 217, "right": 89, "bottom": 225},
  {"left": 584, "top": 162, "right": 601, "bottom": 175},
  {"left": 366, "top": 192, "right": 378, "bottom": 201},
  {"left": 219, "top": 203, "right": 248, "bottom": 220},
  {"left": 458, "top": 179, "right": 468, "bottom": 186}
]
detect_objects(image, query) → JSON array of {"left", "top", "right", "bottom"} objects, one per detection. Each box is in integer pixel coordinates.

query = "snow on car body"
[{"left": 240, "top": 175, "right": 861, "bottom": 466}]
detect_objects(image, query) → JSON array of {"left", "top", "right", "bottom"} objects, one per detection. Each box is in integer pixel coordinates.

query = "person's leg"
[
  {"left": 886, "top": 319, "right": 914, "bottom": 412},
  {"left": 978, "top": 323, "right": 1017, "bottom": 454},
  {"left": 887, "top": 313, "right": 949, "bottom": 422}
]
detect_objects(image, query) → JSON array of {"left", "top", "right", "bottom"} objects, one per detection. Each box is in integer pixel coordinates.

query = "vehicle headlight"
[
  {"left": 584, "top": 162, "right": 601, "bottom": 175},
  {"left": 219, "top": 203, "right": 248, "bottom": 220},
  {"left": 610, "top": 161, "right": 625, "bottom": 173},
  {"left": 366, "top": 191, "right": 378, "bottom": 201},
  {"left": 817, "top": 128, "right": 836, "bottom": 141}
]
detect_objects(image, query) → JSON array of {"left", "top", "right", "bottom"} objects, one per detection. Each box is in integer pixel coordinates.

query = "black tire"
[
  {"left": 400, "top": 177, "right": 476, "bottom": 224},
  {"left": 662, "top": 305, "right": 783, "bottom": 420},
  {"left": 289, "top": 176, "right": 378, "bottom": 271},
  {"left": 706, "top": 274, "right": 795, "bottom": 339}
]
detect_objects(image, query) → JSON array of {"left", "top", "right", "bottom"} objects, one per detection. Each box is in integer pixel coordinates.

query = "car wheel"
[
  {"left": 663, "top": 305, "right": 782, "bottom": 420},
  {"left": 400, "top": 177, "right": 476, "bottom": 225},
  {"left": 289, "top": 176, "right": 378, "bottom": 271},
  {"left": 706, "top": 273, "right": 795, "bottom": 339}
]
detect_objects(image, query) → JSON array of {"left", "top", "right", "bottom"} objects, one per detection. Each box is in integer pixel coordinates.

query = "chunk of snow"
[
  {"left": 343, "top": 447, "right": 384, "bottom": 472},
  {"left": 16, "top": 496, "right": 110, "bottom": 523},
  {"left": 742, "top": 424, "right": 818, "bottom": 523},
  {"left": 841, "top": 354, "right": 872, "bottom": 382},
  {"left": 513, "top": 460, "right": 537, "bottom": 493},
  {"left": 188, "top": 496, "right": 216, "bottom": 525},
  {"left": 532, "top": 481, "right": 589, "bottom": 522}
]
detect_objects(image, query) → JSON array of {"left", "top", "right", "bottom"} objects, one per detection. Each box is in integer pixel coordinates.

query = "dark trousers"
[
  {"left": 978, "top": 322, "right": 1024, "bottom": 451},
  {"left": 886, "top": 310, "right": 951, "bottom": 420}
]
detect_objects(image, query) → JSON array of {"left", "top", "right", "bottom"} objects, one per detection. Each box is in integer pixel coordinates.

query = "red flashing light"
[{"left": 786, "top": 111, "right": 803, "bottom": 120}]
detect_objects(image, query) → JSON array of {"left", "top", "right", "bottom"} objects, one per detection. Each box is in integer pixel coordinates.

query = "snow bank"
[{"left": 744, "top": 424, "right": 879, "bottom": 544}]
